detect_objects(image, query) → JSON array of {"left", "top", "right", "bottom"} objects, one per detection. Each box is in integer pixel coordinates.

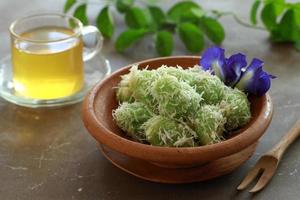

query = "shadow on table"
[
  {"left": 0, "top": 103, "right": 81, "bottom": 147},
  {"left": 73, "top": 149, "right": 260, "bottom": 200}
]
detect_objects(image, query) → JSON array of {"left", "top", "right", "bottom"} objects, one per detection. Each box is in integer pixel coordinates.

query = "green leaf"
[
  {"left": 261, "top": 2, "right": 285, "bottom": 30},
  {"left": 190, "top": 7, "right": 205, "bottom": 18},
  {"left": 73, "top": 4, "right": 88, "bottom": 25},
  {"left": 294, "top": 40, "right": 300, "bottom": 51},
  {"left": 125, "top": 7, "right": 149, "bottom": 28},
  {"left": 97, "top": 6, "right": 114, "bottom": 39},
  {"left": 116, "top": 0, "right": 134, "bottom": 13},
  {"left": 64, "top": 0, "right": 76, "bottom": 13},
  {"left": 278, "top": 9, "right": 300, "bottom": 41},
  {"left": 293, "top": 2, "right": 300, "bottom": 11},
  {"left": 167, "top": 1, "right": 201, "bottom": 22},
  {"left": 155, "top": 31, "right": 173, "bottom": 56},
  {"left": 179, "top": 7, "right": 204, "bottom": 23},
  {"left": 250, "top": 0, "right": 261, "bottom": 25},
  {"left": 264, "top": 0, "right": 284, "bottom": 6},
  {"left": 269, "top": 29, "right": 285, "bottom": 42},
  {"left": 115, "top": 29, "right": 148, "bottom": 52},
  {"left": 261, "top": 4, "right": 277, "bottom": 30},
  {"left": 199, "top": 16, "right": 225, "bottom": 44},
  {"left": 177, "top": 22, "right": 204, "bottom": 53},
  {"left": 148, "top": 6, "right": 166, "bottom": 28}
]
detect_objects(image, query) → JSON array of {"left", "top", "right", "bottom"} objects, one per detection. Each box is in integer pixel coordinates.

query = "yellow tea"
[{"left": 12, "top": 26, "right": 84, "bottom": 99}]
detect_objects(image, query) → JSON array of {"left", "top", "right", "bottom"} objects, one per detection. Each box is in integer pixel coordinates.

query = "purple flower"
[
  {"left": 200, "top": 46, "right": 225, "bottom": 79},
  {"left": 200, "top": 47, "right": 247, "bottom": 86},
  {"left": 200, "top": 46, "right": 275, "bottom": 96},
  {"left": 236, "top": 58, "right": 276, "bottom": 96},
  {"left": 225, "top": 53, "right": 247, "bottom": 86}
]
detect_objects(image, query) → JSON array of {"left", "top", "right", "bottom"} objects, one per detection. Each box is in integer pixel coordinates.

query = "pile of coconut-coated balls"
[{"left": 113, "top": 65, "right": 251, "bottom": 147}]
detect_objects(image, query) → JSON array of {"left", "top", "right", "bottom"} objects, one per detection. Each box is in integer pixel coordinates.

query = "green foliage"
[
  {"left": 147, "top": 6, "right": 166, "bottom": 28},
  {"left": 199, "top": 16, "right": 225, "bottom": 44},
  {"left": 125, "top": 7, "right": 150, "bottom": 28},
  {"left": 155, "top": 31, "right": 173, "bottom": 56},
  {"left": 116, "top": 0, "right": 134, "bottom": 13},
  {"left": 115, "top": 29, "right": 149, "bottom": 52},
  {"left": 295, "top": 40, "right": 300, "bottom": 51},
  {"left": 64, "top": 0, "right": 76, "bottom": 13},
  {"left": 73, "top": 4, "right": 88, "bottom": 25},
  {"left": 250, "top": 0, "right": 260, "bottom": 25},
  {"left": 278, "top": 9, "right": 300, "bottom": 41},
  {"left": 167, "top": 1, "right": 201, "bottom": 22},
  {"left": 251, "top": 0, "right": 300, "bottom": 49},
  {"left": 63, "top": 0, "right": 225, "bottom": 56},
  {"left": 97, "top": 6, "right": 114, "bottom": 39},
  {"left": 178, "top": 22, "right": 204, "bottom": 52}
]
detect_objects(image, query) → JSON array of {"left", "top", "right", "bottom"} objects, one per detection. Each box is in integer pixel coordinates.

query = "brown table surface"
[{"left": 1, "top": 1, "right": 300, "bottom": 200}]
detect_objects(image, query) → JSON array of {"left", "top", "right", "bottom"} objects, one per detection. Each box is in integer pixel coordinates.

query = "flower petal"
[
  {"left": 236, "top": 58, "right": 274, "bottom": 96},
  {"left": 200, "top": 46, "right": 226, "bottom": 80},
  {"left": 225, "top": 53, "right": 247, "bottom": 85}
]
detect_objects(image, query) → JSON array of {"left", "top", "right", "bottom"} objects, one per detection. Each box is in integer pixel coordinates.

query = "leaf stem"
[
  {"left": 161, "top": 21, "right": 177, "bottom": 33},
  {"left": 213, "top": 11, "right": 266, "bottom": 31}
]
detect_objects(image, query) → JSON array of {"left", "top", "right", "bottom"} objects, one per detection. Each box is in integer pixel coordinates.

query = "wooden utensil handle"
[{"left": 268, "top": 120, "right": 300, "bottom": 160}]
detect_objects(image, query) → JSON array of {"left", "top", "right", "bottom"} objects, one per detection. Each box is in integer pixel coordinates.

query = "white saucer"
[{"left": 0, "top": 54, "right": 111, "bottom": 108}]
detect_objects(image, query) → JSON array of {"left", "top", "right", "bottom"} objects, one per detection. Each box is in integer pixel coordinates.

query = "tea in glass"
[{"left": 12, "top": 26, "right": 84, "bottom": 99}]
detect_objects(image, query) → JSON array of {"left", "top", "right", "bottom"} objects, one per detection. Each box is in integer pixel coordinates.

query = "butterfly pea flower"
[
  {"left": 200, "top": 46, "right": 226, "bottom": 78},
  {"left": 200, "top": 46, "right": 275, "bottom": 96},
  {"left": 235, "top": 58, "right": 276, "bottom": 96},
  {"left": 225, "top": 53, "right": 247, "bottom": 86}
]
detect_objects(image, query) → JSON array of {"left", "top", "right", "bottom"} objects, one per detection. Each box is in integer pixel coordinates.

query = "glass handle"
[{"left": 81, "top": 26, "right": 103, "bottom": 62}]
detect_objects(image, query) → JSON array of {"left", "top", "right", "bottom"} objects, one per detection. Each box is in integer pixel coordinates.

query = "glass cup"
[{"left": 1, "top": 13, "right": 107, "bottom": 107}]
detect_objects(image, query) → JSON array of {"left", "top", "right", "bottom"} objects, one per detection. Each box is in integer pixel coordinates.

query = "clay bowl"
[{"left": 82, "top": 56, "right": 273, "bottom": 169}]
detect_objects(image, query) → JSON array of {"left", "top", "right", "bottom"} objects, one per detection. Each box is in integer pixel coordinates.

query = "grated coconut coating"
[
  {"left": 127, "top": 65, "right": 159, "bottom": 111},
  {"left": 116, "top": 74, "right": 134, "bottom": 103},
  {"left": 113, "top": 65, "right": 252, "bottom": 147},
  {"left": 192, "top": 105, "right": 226, "bottom": 145},
  {"left": 157, "top": 65, "right": 192, "bottom": 81},
  {"left": 157, "top": 65, "right": 225, "bottom": 105},
  {"left": 221, "top": 87, "right": 251, "bottom": 131},
  {"left": 189, "top": 73, "right": 225, "bottom": 105},
  {"left": 113, "top": 102, "right": 154, "bottom": 142},
  {"left": 143, "top": 115, "right": 196, "bottom": 147},
  {"left": 151, "top": 74, "right": 202, "bottom": 120}
]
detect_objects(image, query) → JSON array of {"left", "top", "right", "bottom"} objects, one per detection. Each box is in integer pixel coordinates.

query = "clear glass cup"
[{"left": 0, "top": 13, "right": 110, "bottom": 107}]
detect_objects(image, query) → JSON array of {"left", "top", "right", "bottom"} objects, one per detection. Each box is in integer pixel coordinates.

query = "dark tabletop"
[{"left": 1, "top": 1, "right": 300, "bottom": 200}]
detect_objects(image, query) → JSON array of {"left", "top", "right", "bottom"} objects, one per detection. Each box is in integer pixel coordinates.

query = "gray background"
[{"left": 0, "top": 0, "right": 300, "bottom": 200}]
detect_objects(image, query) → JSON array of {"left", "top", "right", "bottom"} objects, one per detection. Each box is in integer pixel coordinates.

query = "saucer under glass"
[{"left": 0, "top": 54, "right": 111, "bottom": 108}]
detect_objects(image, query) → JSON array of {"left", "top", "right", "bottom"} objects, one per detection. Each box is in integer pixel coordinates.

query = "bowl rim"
[{"left": 82, "top": 56, "right": 273, "bottom": 160}]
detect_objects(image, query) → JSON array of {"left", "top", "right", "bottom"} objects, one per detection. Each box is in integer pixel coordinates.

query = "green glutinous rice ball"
[
  {"left": 113, "top": 102, "right": 154, "bottom": 142},
  {"left": 143, "top": 115, "right": 196, "bottom": 147},
  {"left": 126, "top": 65, "right": 159, "bottom": 110},
  {"left": 157, "top": 66, "right": 225, "bottom": 105},
  {"left": 188, "top": 69, "right": 225, "bottom": 105},
  {"left": 192, "top": 105, "right": 226, "bottom": 145},
  {"left": 151, "top": 74, "right": 202, "bottom": 120},
  {"left": 157, "top": 65, "right": 191, "bottom": 81},
  {"left": 221, "top": 87, "right": 251, "bottom": 131},
  {"left": 116, "top": 74, "right": 134, "bottom": 103}
]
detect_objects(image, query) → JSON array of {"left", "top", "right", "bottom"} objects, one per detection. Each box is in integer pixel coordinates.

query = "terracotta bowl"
[{"left": 82, "top": 56, "right": 273, "bottom": 169}]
